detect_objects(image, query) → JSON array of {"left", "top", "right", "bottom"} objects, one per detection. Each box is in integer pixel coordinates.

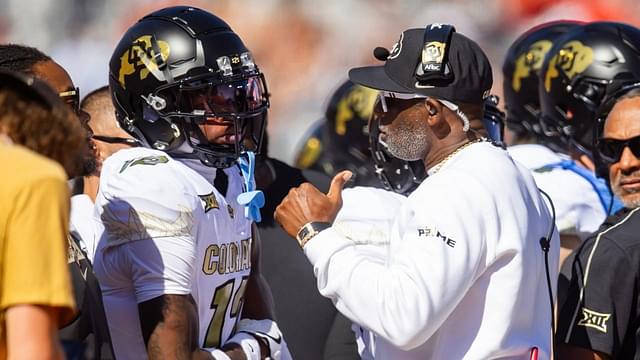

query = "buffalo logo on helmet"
[
  {"left": 421, "top": 41, "right": 446, "bottom": 72},
  {"left": 118, "top": 35, "right": 171, "bottom": 88},
  {"left": 512, "top": 39, "right": 553, "bottom": 92},
  {"left": 544, "top": 40, "right": 594, "bottom": 93},
  {"left": 335, "top": 85, "right": 378, "bottom": 136}
]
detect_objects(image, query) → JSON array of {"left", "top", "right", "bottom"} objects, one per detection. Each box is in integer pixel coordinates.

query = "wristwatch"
[{"left": 296, "top": 222, "right": 331, "bottom": 248}]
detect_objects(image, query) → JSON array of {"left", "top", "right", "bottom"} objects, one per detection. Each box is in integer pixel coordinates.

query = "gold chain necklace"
[{"left": 429, "top": 138, "right": 487, "bottom": 175}]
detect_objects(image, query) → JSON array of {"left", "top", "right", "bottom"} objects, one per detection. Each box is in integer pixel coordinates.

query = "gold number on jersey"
[{"left": 202, "top": 276, "right": 249, "bottom": 348}]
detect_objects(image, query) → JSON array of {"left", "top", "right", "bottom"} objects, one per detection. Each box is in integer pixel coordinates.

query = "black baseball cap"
[{"left": 349, "top": 27, "right": 493, "bottom": 104}]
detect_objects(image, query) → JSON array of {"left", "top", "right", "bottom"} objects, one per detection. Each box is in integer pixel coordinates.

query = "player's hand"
[{"left": 274, "top": 170, "right": 352, "bottom": 238}]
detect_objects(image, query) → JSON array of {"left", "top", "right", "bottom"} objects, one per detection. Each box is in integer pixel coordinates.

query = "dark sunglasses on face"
[
  {"left": 597, "top": 135, "right": 640, "bottom": 164},
  {"left": 58, "top": 87, "right": 80, "bottom": 113},
  {"left": 92, "top": 135, "right": 140, "bottom": 146}
]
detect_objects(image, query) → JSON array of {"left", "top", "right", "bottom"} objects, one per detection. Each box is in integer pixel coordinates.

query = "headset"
[{"left": 415, "top": 23, "right": 456, "bottom": 87}]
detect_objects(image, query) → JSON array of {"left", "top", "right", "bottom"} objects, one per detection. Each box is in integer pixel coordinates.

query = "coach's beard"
[{"left": 383, "top": 122, "right": 429, "bottom": 162}]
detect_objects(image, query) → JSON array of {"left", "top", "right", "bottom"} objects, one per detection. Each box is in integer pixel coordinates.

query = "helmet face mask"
[
  {"left": 109, "top": 6, "right": 269, "bottom": 168},
  {"left": 151, "top": 71, "right": 269, "bottom": 167}
]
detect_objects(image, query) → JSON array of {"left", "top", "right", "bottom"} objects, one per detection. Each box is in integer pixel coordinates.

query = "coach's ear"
[
  {"left": 425, "top": 98, "right": 452, "bottom": 139},
  {"left": 425, "top": 98, "right": 444, "bottom": 125}
]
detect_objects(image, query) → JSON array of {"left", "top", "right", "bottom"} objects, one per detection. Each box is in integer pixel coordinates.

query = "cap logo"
[
  {"left": 544, "top": 40, "right": 593, "bottom": 93},
  {"left": 512, "top": 39, "right": 553, "bottom": 92},
  {"left": 421, "top": 41, "right": 446, "bottom": 72},
  {"left": 387, "top": 33, "right": 404, "bottom": 60},
  {"left": 118, "top": 35, "right": 171, "bottom": 89}
]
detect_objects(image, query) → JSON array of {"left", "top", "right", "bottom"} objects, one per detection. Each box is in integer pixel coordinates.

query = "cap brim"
[{"left": 348, "top": 66, "right": 411, "bottom": 94}]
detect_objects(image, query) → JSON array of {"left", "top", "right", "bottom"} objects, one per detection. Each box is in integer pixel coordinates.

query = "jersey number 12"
[{"left": 203, "top": 276, "right": 249, "bottom": 348}]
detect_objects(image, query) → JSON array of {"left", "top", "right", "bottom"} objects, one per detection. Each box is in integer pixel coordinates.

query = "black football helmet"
[
  {"left": 295, "top": 80, "right": 381, "bottom": 187},
  {"left": 502, "top": 21, "right": 581, "bottom": 142},
  {"left": 539, "top": 21, "right": 640, "bottom": 155},
  {"left": 109, "top": 6, "right": 268, "bottom": 168}
]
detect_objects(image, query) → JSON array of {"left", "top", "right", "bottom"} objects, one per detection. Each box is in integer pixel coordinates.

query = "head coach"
[{"left": 275, "top": 24, "right": 559, "bottom": 359}]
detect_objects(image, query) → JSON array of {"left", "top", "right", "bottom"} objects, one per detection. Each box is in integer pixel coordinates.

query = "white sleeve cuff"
[{"left": 303, "top": 227, "right": 352, "bottom": 267}]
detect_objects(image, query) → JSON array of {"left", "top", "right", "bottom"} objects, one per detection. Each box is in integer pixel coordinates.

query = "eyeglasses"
[
  {"left": 92, "top": 135, "right": 140, "bottom": 146},
  {"left": 58, "top": 87, "right": 80, "bottom": 113},
  {"left": 596, "top": 135, "right": 640, "bottom": 164},
  {"left": 377, "top": 91, "right": 470, "bottom": 125}
]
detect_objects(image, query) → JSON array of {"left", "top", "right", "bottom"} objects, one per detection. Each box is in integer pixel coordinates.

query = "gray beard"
[
  {"left": 384, "top": 122, "right": 428, "bottom": 161},
  {"left": 612, "top": 183, "right": 640, "bottom": 209}
]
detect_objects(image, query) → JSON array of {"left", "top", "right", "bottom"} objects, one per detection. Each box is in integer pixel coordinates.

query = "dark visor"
[{"left": 178, "top": 75, "right": 267, "bottom": 116}]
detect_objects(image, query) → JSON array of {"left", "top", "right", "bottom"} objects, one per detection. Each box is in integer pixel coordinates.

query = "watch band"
[{"left": 296, "top": 222, "right": 331, "bottom": 248}]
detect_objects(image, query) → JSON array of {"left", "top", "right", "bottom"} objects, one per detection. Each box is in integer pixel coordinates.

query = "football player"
[
  {"left": 94, "top": 6, "right": 288, "bottom": 360},
  {"left": 502, "top": 21, "right": 622, "bottom": 266}
]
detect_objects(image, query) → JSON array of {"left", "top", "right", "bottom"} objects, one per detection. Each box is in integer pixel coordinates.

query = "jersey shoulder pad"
[{"left": 97, "top": 148, "right": 198, "bottom": 245}]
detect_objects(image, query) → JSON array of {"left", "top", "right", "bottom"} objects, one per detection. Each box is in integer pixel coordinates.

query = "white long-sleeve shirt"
[{"left": 305, "top": 141, "right": 559, "bottom": 359}]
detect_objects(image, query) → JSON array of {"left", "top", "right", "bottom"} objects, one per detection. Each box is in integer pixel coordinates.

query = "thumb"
[{"left": 327, "top": 170, "right": 352, "bottom": 202}]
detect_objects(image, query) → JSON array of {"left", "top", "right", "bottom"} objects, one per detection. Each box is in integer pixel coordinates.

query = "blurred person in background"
[
  {"left": 0, "top": 70, "right": 79, "bottom": 360},
  {"left": 557, "top": 82, "right": 640, "bottom": 360},
  {"left": 502, "top": 21, "right": 621, "bottom": 268},
  {"left": 0, "top": 44, "right": 114, "bottom": 359},
  {"left": 539, "top": 21, "right": 640, "bottom": 173},
  {"left": 74, "top": 85, "right": 138, "bottom": 260},
  {"left": 295, "top": 80, "right": 383, "bottom": 187}
]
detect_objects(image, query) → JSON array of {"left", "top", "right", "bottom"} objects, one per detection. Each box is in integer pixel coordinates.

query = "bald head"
[
  {"left": 81, "top": 86, "right": 135, "bottom": 168},
  {"left": 81, "top": 86, "right": 127, "bottom": 136}
]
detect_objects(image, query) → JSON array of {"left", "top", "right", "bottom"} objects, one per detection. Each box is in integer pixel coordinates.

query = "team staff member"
[
  {"left": 276, "top": 25, "right": 558, "bottom": 359},
  {"left": 557, "top": 85, "right": 640, "bottom": 360},
  {"left": 0, "top": 71, "right": 78, "bottom": 360}
]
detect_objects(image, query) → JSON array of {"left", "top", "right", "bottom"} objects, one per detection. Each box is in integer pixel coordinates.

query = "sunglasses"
[
  {"left": 92, "top": 135, "right": 140, "bottom": 146},
  {"left": 58, "top": 87, "right": 80, "bottom": 113},
  {"left": 596, "top": 135, "right": 640, "bottom": 164}
]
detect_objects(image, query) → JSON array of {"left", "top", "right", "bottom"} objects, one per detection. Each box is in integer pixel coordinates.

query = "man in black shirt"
[{"left": 557, "top": 85, "right": 640, "bottom": 359}]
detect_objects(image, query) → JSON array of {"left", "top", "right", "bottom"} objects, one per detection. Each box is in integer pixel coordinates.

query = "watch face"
[{"left": 297, "top": 225, "right": 311, "bottom": 242}]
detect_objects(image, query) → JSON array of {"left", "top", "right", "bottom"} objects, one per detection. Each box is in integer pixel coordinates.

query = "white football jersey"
[
  {"left": 92, "top": 147, "right": 252, "bottom": 360},
  {"left": 508, "top": 144, "right": 611, "bottom": 238}
]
